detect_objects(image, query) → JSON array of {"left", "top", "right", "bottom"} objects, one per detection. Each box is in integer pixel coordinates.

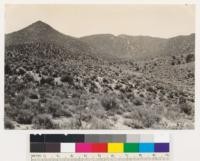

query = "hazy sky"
[{"left": 5, "top": 4, "right": 195, "bottom": 38}]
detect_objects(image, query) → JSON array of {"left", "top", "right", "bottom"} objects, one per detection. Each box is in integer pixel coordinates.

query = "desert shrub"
[
  {"left": 136, "top": 107, "right": 161, "bottom": 128},
  {"left": 180, "top": 103, "right": 193, "bottom": 115},
  {"left": 143, "top": 113, "right": 161, "bottom": 128},
  {"left": 21, "top": 100, "right": 41, "bottom": 114},
  {"left": 124, "top": 119, "right": 144, "bottom": 129},
  {"left": 40, "top": 77, "right": 54, "bottom": 85},
  {"left": 60, "top": 74, "right": 73, "bottom": 84},
  {"left": 102, "top": 78, "right": 109, "bottom": 83},
  {"left": 187, "top": 72, "right": 194, "bottom": 78},
  {"left": 5, "top": 64, "right": 12, "bottom": 75},
  {"left": 17, "top": 67, "right": 26, "bottom": 75},
  {"left": 133, "top": 97, "right": 143, "bottom": 106},
  {"left": 4, "top": 117, "right": 15, "bottom": 129},
  {"left": 66, "top": 118, "right": 82, "bottom": 129},
  {"left": 29, "top": 93, "right": 39, "bottom": 99},
  {"left": 47, "top": 101, "right": 64, "bottom": 117},
  {"left": 62, "top": 109, "right": 73, "bottom": 117},
  {"left": 72, "top": 92, "right": 81, "bottom": 98},
  {"left": 146, "top": 87, "right": 156, "bottom": 93},
  {"left": 5, "top": 104, "right": 18, "bottom": 119},
  {"left": 101, "top": 95, "right": 120, "bottom": 111},
  {"left": 116, "top": 108, "right": 124, "bottom": 115},
  {"left": 24, "top": 73, "right": 34, "bottom": 82},
  {"left": 16, "top": 93, "right": 26, "bottom": 106},
  {"left": 89, "top": 102, "right": 107, "bottom": 119},
  {"left": 36, "top": 104, "right": 48, "bottom": 114},
  {"left": 123, "top": 112, "right": 133, "bottom": 119},
  {"left": 16, "top": 109, "right": 34, "bottom": 124},
  {"left": 126, "top": 92, "right": 134, "bottom": 99},
  {"left": 89, "top": 117, "right": 110, "bottom": 129},
  {"left": 185, "top": 54, "right": 194, "bottom": 63},
  {"left": 32, "top": 114, "right": 58, "bottom": 129},
  {"left": 127, "top": 107, "right": 161, "bottom": 128}
]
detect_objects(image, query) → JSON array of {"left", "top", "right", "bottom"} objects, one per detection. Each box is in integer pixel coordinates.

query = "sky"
[{"left": 5, "top": 4, "right": 195, "bottom": 38}]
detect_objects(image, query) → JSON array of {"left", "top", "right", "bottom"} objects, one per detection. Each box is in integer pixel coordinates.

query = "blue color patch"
[{"left": 139, "top": 143, "right": 154, "bottom": 153}]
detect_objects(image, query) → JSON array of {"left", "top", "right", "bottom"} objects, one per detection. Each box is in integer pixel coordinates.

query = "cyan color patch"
[{"left": 139, "top": 143, "right": 154, "bottom": 153}]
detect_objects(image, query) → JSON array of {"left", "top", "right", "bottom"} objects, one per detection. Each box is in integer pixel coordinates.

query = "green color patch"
[{"left": 124, "top": 143, "right": 139, "bottom": 153}]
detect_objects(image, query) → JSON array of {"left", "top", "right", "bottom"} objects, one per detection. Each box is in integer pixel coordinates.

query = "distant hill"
[
  {"left": 5, "top": 21, "right": 91, "bottom": 54},
  {"left": 81, "top": 33, "right": 195, "bottom": 59},
  {"left": 165, "top": 34, "right": 195, "bottom": 56},
  {"left": 5, "top": 21, "right": 195, "bottom": 60}
]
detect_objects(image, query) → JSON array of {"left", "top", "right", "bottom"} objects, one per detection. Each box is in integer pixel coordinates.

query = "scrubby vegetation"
[{"left": 4, "top": 21, "right": 195, "bottom": 129}]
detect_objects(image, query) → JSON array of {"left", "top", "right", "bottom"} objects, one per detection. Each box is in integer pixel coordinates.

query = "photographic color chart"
[{"left": 29, "top": 134, "right": 170, "bottom": 161}]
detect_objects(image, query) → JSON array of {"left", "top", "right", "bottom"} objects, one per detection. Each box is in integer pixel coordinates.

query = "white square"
[
  {"left": 61, "top": 143, "right": 75, "bottom": 153},
  {"left": 154, "top": 134, "right": 170, "bottom": 143},
  {"left": 140, "top": 134, "right": 154, "bottom": 142}
]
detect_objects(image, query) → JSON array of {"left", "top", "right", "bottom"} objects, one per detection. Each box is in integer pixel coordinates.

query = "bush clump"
[
  {"left": 133, "top": 97, "right": 143, "bottom": 106},
  {"left": 60, "top": 74, "right": 73, "bottom": 84},
  {"left": 16, "top": 109, "right": 34, "bottom": 124},
  {"left": 40, "top": 77, "right": 54, "bottom": 86},
  {"left": 5, "top": 64, "right": 12, "bottom": 75},
  {"left": 180, "top": 102, "right": 193, "bottom": 115},
  {"left": 29, "top": 93, "right": 39, "bottom": 99},
  {"left": 185, "top": 54, "right": 194, "bottom": 63},
  {"left": 32, "top": 114, "right": 58, "bottom": 129},
  {"left": 47, "top": 101, "right": 67, "bottom": 117},
  {"left": 4, "top": 117, "right": 15, "bottom": 129},
  {"left": 89, "top": 117, "right": 110, "bottom": 129},
  {"left": 101, "top": 95, "right": 120, "bottom": 111},
  {"left": 124, "top": 107, "right": 161, "bottom": 128}
]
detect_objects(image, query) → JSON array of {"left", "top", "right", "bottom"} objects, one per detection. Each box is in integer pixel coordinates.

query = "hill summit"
[{"left": 5, "top": 21, "right": 91, "bottom": 54}]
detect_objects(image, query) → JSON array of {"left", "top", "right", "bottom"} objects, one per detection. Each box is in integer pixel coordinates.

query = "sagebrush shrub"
[
  {"left": 32, "top": 114, "right": 57, "bottom": 129},
  {"left": 16, "top": 109, "right": 34, "bottom": 124},
  {"left": 4, "top": 117, "right": 15, "bottom": 129},
  {"left": 185, "top": 54, "right": 194, "bottom": 63},
  {"left": 101, "top": 95, "right": 120, "bottom": 111},
  {"left": 60, "top": 74, "right": 73, "bottom": 84},
  {"left": 180, "top": 102, "right": 193, "bottom": 115}
]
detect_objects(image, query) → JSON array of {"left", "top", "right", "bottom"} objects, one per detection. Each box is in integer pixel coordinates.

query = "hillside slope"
[
  {"left": 81, "top": 33, "right": 195, "bottom": 59},
  {"left": 4, "top": 21, "right": 195, "bottom": 130}
]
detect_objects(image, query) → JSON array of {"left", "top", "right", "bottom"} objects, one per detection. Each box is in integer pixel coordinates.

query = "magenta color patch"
[{"left": 75, "top": 143, "right": 92, "bottom": 153}]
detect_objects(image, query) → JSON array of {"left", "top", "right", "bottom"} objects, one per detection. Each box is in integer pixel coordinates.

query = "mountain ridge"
[{"left": 5, "top": 21, "right": 195, "bottom": 59}]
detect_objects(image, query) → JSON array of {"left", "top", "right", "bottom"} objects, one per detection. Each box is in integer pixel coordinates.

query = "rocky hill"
[{"left": 6, "top": 21, "right": 91, "bottom": 55}]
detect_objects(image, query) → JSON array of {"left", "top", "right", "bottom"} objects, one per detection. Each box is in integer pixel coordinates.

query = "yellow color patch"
[{"left": 108, "top": 143, "right": 124, "bottom": 153}]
